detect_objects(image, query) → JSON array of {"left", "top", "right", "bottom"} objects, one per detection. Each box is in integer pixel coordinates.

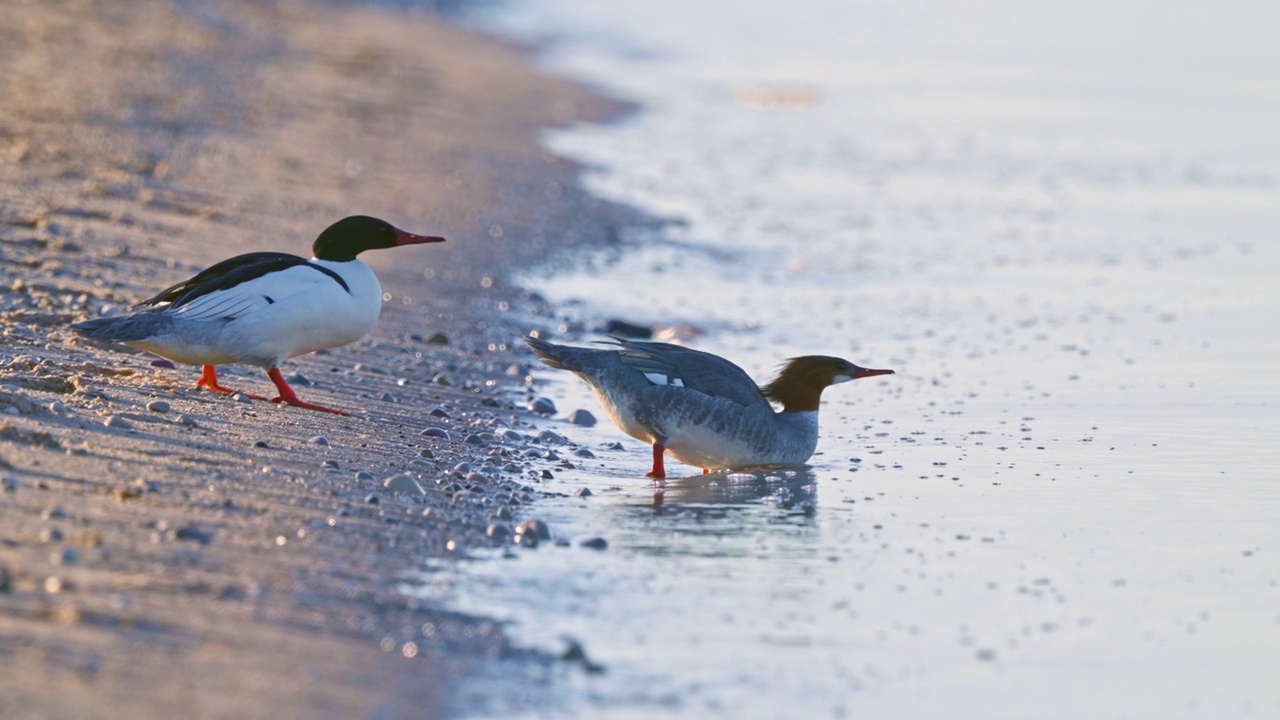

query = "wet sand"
[{"left": 0, "top": 0, "right": 636, "bottom": 717}]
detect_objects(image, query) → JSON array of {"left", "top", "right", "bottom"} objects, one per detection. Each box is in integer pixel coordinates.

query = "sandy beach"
[{"left": 0, "top": 1, "right": 635, "bottom": 717}]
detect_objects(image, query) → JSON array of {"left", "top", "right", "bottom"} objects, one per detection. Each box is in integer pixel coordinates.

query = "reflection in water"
[{"left": 649, "top": 467, "right": 818, "bottom": 507}]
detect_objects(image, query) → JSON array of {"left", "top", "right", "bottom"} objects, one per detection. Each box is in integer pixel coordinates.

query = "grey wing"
[{"left": 614, "top": 339, "right": 772, "bottom": 410}]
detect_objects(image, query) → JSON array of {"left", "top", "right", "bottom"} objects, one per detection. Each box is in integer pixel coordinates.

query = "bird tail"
[
  {"left": 524, "top": 334, "right": 575, "bottom": 371},
  {"left": 69, "top": 312, "right": 168, "bottom": 342}
]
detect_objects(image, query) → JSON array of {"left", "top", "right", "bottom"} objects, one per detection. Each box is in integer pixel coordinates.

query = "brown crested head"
[{"left": 759, "top": 355, "right": 894, "bottom": 413}]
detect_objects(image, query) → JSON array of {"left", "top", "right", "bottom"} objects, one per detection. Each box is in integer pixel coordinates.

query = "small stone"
[
  {"left": 146, "top": 400, "right": 170, "bottom": 413},
  {"left": 424, "top": 332, "right": 449, "bottom": 345},
  {"left": 253, "top": 440, "right": 270, "bottom": 449},
  {"left": 39, "top": 528, "right": 64, "bottom": 543},
  {"left": 485, "top": 522, "right": 513, "bottom": 542},
  {"left": 502, "top": 463, "right": 523, "bottom": 474},
  {"left": 383, "top": 473, "right": 426, "bottom": 497},
  {"left": 515, "top": 531, "right": 538, "bottom": 548},
  {"left": 355, "top": 470, "right": 376, "bottom": 482},
  {"left": 322, "top": 459, "right": 339, "bottom": 470},
  {"left": 41, "top": 506, "right": 67, "bottom": 520},
  {"left": 500, "top": 429, "right": 525, "bottom": 442},
  {"left": 48, "top": 400, "right": 68, "bottom": 415},
  {"left": 174, "top": 524, "right": 212, "bottom": 544},
  {"left": 540, "top": 469, "right": 554, "bottom": 480},
  {"left": 529, "top": 397, "right": 557, "bottom": 415},
  {"left": 566, "top": 409, "right": 597, "bottom": 427},
  {"left": 576, "top": 536, "right": 608, "bottom": 550},
  {"left": 176, "top": 414, "right": 199, "bottom": 427},
  {"left": 537, "top": 430, "right": 565, "bottom": 444},
  {"left": 465, "top": 471, "right": 489, "bottom": 484},
  {"left": 428, "top": 407, "right": 450, "bottom": 419},
  {"left": 103, "top": 415, "right": 131, "bottom": 429},
  {"left": 419, "top": 427, "right": 449, "bottom": 440},
  {"left": 354, "top": 363, "right": 390, "bottom": 375},
  {"left": 309, "top": 435, "right": 330, "bottom": 446},
  {"left": 463, "top": 433, "right": 486, "bottom": 446},
  {"left": 574, "top": 487, "right": 593, "bottom": 498},
  {"left": 0, "top": 566, "right": 10, "bottom": 592},
  {"left": 491, "top": 506, "right": 512, "bottom": 521},
  {"left": 380, "top": 392, "right": 401, "bottom": 403},
  {"left": 285, "top": 372, "right": 313, "bottom": 386},
  {"left": 504, "top": 363, "right": 524, "bottom": 376},
  {"left": 231, "top": 392, "right": 252, "bottom": 403},
  {"left": 53, "top": 548, "right": 79, "bottom": 565},
  {"left": 452, "top": 462, "right": 472, "bottom": 475},
  {"left": 516, "top": 519, "right": 551, "bottom": 541},
  {"left": 44, "top": 576, "right": 66, "bottom": 594},
  {"left": 150, "top": 359, "right": 177, "bottom": 369},
  {"left": 365, "top": 494, "right": 380, "bottom": 505},
  {"left": 2, "top": 407, "right": 20, "bottom": 417},
  {"left": 432, "top": 373, "right": 452, "bottom": 387},
  {"left": 419, "top": 449, "right": 435, "bottom": 459},
  {"left": 573, "top": 448, "right": 597, "bottom": 458},
  {"left": 2, "top": 474, "right": 17, "bottom": 492}
]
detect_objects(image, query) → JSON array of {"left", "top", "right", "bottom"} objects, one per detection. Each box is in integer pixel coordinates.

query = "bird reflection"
[{"left": 649, "top": 466, "right": 819, "bottom": 508}]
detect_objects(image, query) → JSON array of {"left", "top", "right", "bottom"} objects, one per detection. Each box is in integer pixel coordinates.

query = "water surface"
[{"left": 418, "top": 1, "right": 1280, "bottom": 716}]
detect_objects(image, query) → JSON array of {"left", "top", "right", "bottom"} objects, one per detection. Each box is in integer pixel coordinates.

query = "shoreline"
[{"left": 0, "top": 1, "right": 642, "bottom": 717}]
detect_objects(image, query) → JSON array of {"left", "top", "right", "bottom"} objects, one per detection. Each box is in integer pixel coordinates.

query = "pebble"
[
  {"left": 44, "top": 576, "right": 66, "bottom": 594},
  {"left": 2, "top": 474, "right": 17, "bottom": 492},
  {"left": 146, "top": 400, "right": 170, "bottom": 413},
  {"left": 428, "top": 407, "right": 450, "bottom": 419},
  {"left": 574, "top": 487, "right": 594, "bottom": 498},
  {"left": 500, "top": 429, "right": 525, "bottom": 442},
  {"left": 465, "top": 471, "right": 490, "bottom": 485},
  {"left": 542, "top": 450, "right": 560, "bottom": 461},
  {"left": 491, "top": 506, "right": 512, "bottom": 521},
  {"left": 365, "top": 494, "right": 380, "bottom": 505},
  {"left": 321, "top": 459, "right": 339, "bottom": 470},
  {"left": 419, "top": 449, "right": 435, "bottom": 459},
  {"left": 573, "top": 448, "right": 597, "bottom": 458},
  {"left": 383, "top": 473, "right": 426, "bottom": 497},
  {"left": 0, "top": 566, "right": 10, "bottom": 592},
  {"left": 174, "top": 525, "right": 212, "bottom": 544},
  {"left": 354, "top": 363, "right": 390, "bottom": 375},
  {"left": 2, "top": 407, "right": 19, "bottom": 417},
  {"left": 419, "top": 427, "right": 449, "bottom": 440},
  {"left": 529, "top": 397, "right": 557, "bottom": 415},
  {"left": 253, "top": 439, "right": 270, "bottom": 449},
  {"left": 103, "top": 415, "right": 131, "bottom": 429},
  {"left": 285, "top": 372, "right": 313, "bottom": 386},
  {"left": 485, "top": 522, "right": 513, "bottom": 542},
  {"left": 231, "top": 393, "right": 252, "bottom": 403},
  {"left": 516, "top": 519, "right": 551, "bottom": 541},
  {"left": 463, "top": 433, "right": 485, "bottom": 446},
  {"left": 41, "top": 506, "right": 67, "bottom": 520},
  {"left": 452, "top": 462, "right": 472, "bottom": 475},
  {"left": 380, "top": 392, "right": 401, "bottom": 403},
  {"left": 576, "top": 536, "right": 608, "bottom": 550},
  {"left": 424, "top": 332, "right": 449, "bottom": 345},
  {"left": 52, "top": 548, "right": 78, "bottom": 565},
  {"left": 39, "top": 528, "right": 64, "bottom": 543},
  {"left": 566, "top": 409, "right": 597, "bottom": 427},
  {"left": 48, "top": 400, "right": 68, "bottom": 415},
  {"left": 515, "top": 531, "right": 539, "bottom": 548},
  {"left": 176, "top": 414, "right": 199, "bottom": 427},
  {"left": 432, "top": 373, "right": 452, "bottom": 386},
  {"left": 309, "top": 435, "right": 330, "bottom": 446},
  {"left": 537, "top": 430, "right": 566, "bottom": 444},
  {"left": 502, "top": 463, "right": 523, "bottom": 474},
  {"left": 540, "top": 469, "right": 554, "bottom": 480},
  {"left": 150, "top": 359, "right": 177, "bottom": 369},
  {"left": 355, "top": 471, "right": 376, "bottom": 482}
]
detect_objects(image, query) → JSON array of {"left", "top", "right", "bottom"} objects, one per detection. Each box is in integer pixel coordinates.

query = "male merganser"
[
  {"left": 525, "top": 335, "right": 893, "bottom": 478},
  {"left": 71, "top": 216, "right": 444, "bottom": 415}
]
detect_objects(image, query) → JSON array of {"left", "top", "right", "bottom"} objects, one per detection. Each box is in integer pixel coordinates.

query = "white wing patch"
[
  {"left": 643, "top": 372, "right": 685, "bottom": 387},
  {"left": 166, "top": 265, "right": 330, "bottom": 322}
]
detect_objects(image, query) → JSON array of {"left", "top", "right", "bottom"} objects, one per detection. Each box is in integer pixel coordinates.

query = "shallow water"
[{"left": 418, "top": 1, "right": 1280, "bottom": 717}]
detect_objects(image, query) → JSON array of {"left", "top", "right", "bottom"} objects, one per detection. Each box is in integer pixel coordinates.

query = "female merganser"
[
  {"left": 525, "top": 335, "right": 893, "bottom": 478},
  {"left": 71, "top": 216, "right": 444, "bottom": 416}
]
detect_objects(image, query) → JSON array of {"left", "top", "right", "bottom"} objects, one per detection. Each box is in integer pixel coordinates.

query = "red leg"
[
  {"left": 197, "top": 365, "right": 267, "bottom": 400},
  {"left": 645, "top": 443, "right": 666, "bottom": 479},
  {"left": 266, "top": 368, "right": 349, "bottom": 416},
  {"left": 702, "top": 468, "right": 710, "bottom": 475}
]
